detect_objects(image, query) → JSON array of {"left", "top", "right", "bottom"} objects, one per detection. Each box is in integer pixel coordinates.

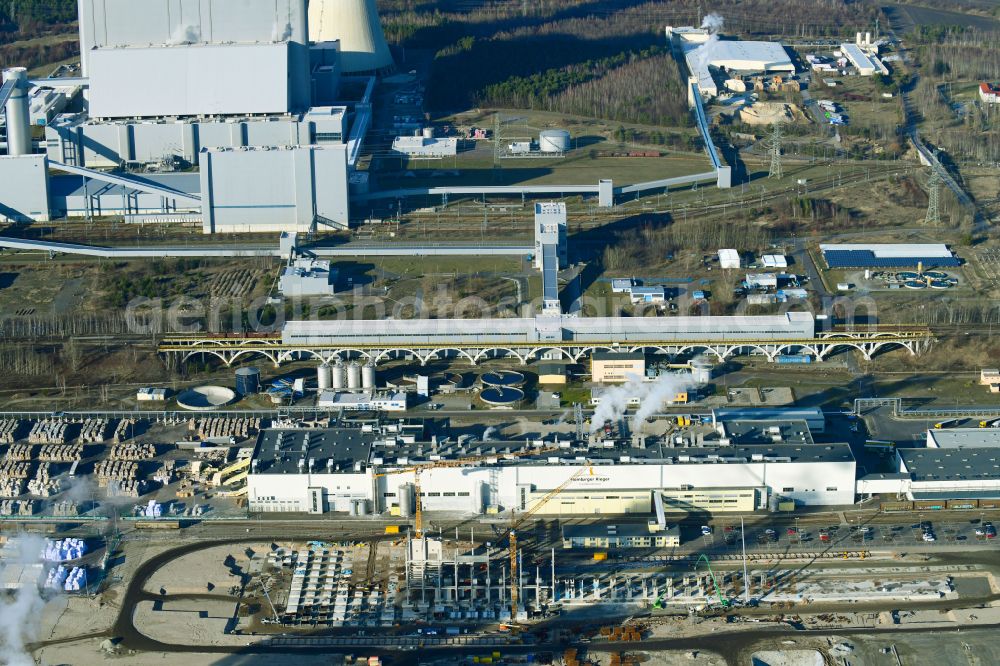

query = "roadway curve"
[{"left": 85, "top": 532, "right": 1000, "bottom": 665}]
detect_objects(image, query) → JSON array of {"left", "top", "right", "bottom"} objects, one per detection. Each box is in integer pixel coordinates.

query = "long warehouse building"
[
  {"left": 282, "top": 312, "right": 817, "bottom": 346},
  {"left": 245, "top": 424, "right": 857, "bottom": 515}
]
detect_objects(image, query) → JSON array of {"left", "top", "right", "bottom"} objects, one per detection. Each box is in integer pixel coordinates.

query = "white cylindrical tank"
[
  {"left": 362, "top": 363, "right": 376, "bottom": 390},
  {"left": 691, "top": 358, "right": 713, "bottom": 385},
  {"left": 347, "top": 362, "right": 362, "bottom": 390},
  {"left": 332, "top": 361, "right": 346, "bottom": 390},
  {"left": 317, "top": 364, "right": 333, "bottom": 392},
  {"left": 3, "top": 68, "right": 32, "bottom": 157},
  {"left": 398, "top": 483, "right": 413, "bottom": 518},
  {"left": 357, "top": 499, "right": 370, "bottom": 516},
  {"left": 538, "top": 129, "right": 571, "bottom": 153},
  {"left": 422, "top": 126, "right": 434, "bottom": 139}
]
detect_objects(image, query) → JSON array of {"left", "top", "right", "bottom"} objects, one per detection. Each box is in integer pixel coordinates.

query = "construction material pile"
[
  {"left": 45, "top": 565, "right": 87, "bottom": 591},
  {"left": 0, "top": 419, "right": 19, "bottom": 444},
  {"left": 27, "top": 462, "right": 61, "bottom": 497},
  {"left": 135, "top": 500, "right": 164, "bottom": 518},
  {"left": 28, "top": 419, "right": 68, "bottom": 444},
  {"left": 109, "top": 442, "right": 156, "bottom": 461},
  {"left": 42, "top": 538, "right": 87, "bottom": 562},
  {"left": 152, "top": 461, "right": 174, "bottom": 485},
  {"left": 37, "top": 444, "right": 83, "bottom": 462},
  {"left": 78, "top": 419, "right": 109, "bottom": 444},
  {"left": 192, "top": 417, "right": 260, "bottom": 441}
]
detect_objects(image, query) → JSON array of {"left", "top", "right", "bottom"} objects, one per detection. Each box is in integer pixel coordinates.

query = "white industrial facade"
[
  {"left": 246, "top": 427, "right": 856, "bottom": 514},
  {"left": 200, "top": 144, "right": 349, "bottom": 232},
  {"left": 0, "top": 155, "right": 50, "bottom": 222},
  {"left": 88, "top": 44, "right": 292, "bottom": 119},
  {"left": 78, "top": 0, "right": 312, "bottom": 115}
]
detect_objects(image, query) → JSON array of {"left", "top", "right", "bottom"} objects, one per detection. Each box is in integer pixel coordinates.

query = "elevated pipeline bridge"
[{"left": 158, "top": 327, "right": 934, "bottom": 368}]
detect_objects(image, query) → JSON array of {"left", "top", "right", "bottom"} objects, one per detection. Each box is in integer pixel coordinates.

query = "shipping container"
[
  {"left": 384, "top": 525, "right": 400, "bottom": 534},
  {"left": 913, "top": 500, "right": 945, "bottom": 510},
  {"left": 880, "top": 501, "right": 913, "bottom": 512},
  {"left": 776, "top": 355, "right": 813, "bottom": 364},
  {"left": 946, "top": 500, "right": 979, "bottom": 510}
]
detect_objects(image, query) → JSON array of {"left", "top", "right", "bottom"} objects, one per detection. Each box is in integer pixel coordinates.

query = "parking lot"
[{"left": 684, "top": 517, "right": 1000, "bottom": 554}]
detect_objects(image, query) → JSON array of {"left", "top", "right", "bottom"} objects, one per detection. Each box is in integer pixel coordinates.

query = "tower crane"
[
  {"left": 374, "top": 444, "right": 560, "bottom": 539},
  {"left": 499, "top": 464, "right": 593, "bottom": 618}
]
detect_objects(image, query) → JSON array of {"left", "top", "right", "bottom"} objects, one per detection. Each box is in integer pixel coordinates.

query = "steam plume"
[
  {"left": 590, "top": 372, "right": 693, "bottom": 434},
  {"left": 0, "top": 534, "right": 48, "bottom": 665}
]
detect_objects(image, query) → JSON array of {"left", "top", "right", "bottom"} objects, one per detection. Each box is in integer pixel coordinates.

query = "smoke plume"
[
  {"left": 482, "top": 426, "right": 499, "bottom": 441},
  {"left": 169, "top": 24, "right": 201, "bottom": 44},
  {"left": 590, "top": 372, "right": 693, "bottom": 434},
  {"left": 701, "top": 12, "right": 725, "bottom": 33},
  {"left": 0, "top": 534, "right": 49, "bottom": 665}
]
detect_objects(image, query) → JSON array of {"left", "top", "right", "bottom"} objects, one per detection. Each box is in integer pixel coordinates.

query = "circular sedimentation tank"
[
  {"left": 897, "top": 271, "right": 919, "bottom": 281},
  {"left": 929, "top": 280, "right": 951, "bottom": 289},
  {"left": 903, "top": 280, "right": 926, "bottom": 290},
  {"left": 444, "top": 372, "right": 469, "bottom": 389},
  {"left": 176, "top": 386, "right": 237, "bottom": 411},
  {"left": 924, "top": 271, "right": 949, "bottom": 280},
  {"left": 481, "top": 370, "right": 526, "bottom": 387},
  {"left": 479, "top": 386, "right": 525, "bottom": 407}
]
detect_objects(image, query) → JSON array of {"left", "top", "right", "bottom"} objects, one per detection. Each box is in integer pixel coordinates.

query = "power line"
[
  {"left": 925, "top": 168, "right": 941, "bottom": 226},
  {"left": 768, "top": 122, "right": 783, "bottom": 180}
]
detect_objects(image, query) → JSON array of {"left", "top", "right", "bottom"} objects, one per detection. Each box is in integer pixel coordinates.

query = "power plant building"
[
  {"left": 78, "top": 0, "right": 312, "bottom": 117},
  {"left": 2, "top": 0, "right": 375, "bottom": 230}
]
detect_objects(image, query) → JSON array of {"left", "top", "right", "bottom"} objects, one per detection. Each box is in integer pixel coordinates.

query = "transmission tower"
[
  {"left": 767, "top": 122, "right": 783, "bottom": 179},
  {"left": 925, "top": 168, "right": 942, "bottom": 225}
]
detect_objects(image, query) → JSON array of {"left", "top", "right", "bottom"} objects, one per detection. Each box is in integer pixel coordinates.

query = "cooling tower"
[{"left": 309, "top": 0, "right": 394, "bottom": 73}]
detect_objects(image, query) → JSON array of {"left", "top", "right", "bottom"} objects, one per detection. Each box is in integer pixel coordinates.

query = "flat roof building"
[
  {"left": 562, "top": 523, "right": 681, "bottom": 549},
  {"left": 591, "top": 352, "right": 645, "bottom": 384},
  {"left": 713, "top": 407, "right": 825, "bottom": 433},
  {"left": 898, "top": 448, "right": 1000, "bottom": 500},
  {"left": 821, "top": 243, "right": 960, "bottom": 268},
  {"left": 247, "top": 423, "right": 855, "bottom": 514},
  {"left": 279, "top": 259, "right": 337, "bottom": 296},
  {"left": 981, "top": 369, "right": 1000, "bottom": 393},
  {"left": 926, "top": 429, "right": 1000, "bottom": 449}
]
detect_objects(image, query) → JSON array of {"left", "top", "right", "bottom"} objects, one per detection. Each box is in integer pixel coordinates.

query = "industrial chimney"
[
  {"left": 309, "top": 0, "right": 394, "bottom": 73},
  {"left": 2, "top": 68, "right": 31, "bottom": 156}
]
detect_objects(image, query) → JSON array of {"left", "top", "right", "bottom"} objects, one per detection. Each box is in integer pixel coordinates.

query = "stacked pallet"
[
  {"left": 0, "top": 478, "right": 25, "bottom": 497},
  {"left": 95, "top": 459, "right": 138, "bottom": 486},
  {"left": 78, "top": 419, "right": 109, "bottom": 444},
  {"left": 5, "top": 445, "right": 32, "bottom": 461},
  {"left": 0, "top": 499, "right": 33, "bottom": 515},
  {"left": 109, "top": 442, "right": 156, "bottom": 461},
  {"left": 27, "top": 462, "right": 61, "bottom": 497},
  {"left": 112, "top": 419, "right": 136, "bottom": 443},
  {"left": 51, "top": 501, "right": 80, "bottom": 517},
  {"left": 0, "top": 420, "right": 19, "bottom": 444},
  {"left": 0, "top": 461, "right": 31, "bottom": 478},
  {"left": 37, "top": 444, "right": 83, "bottom": 462},
  {"left": 28, "top": 419, "right": 68, "bottom": 444},
  {"left": 193, "top": 417, "right": 260, "bottom": 441}
]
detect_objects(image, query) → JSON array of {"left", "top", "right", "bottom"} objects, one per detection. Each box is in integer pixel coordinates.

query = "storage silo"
[
  {"left": 356, "top": 499, "right": 370, "bottom": 516},
  {"left": 539, "top": 129, "right": 571, "bottom": 153},
  {"left": 235, "top": 367, "right": 261, "bottom": 396},
  {"left": 362, "top": 362, "right": 376, "bottom": 390},
  {"left": 332, "top": 361, "right": 346, "bottom": 390},
  {"left": 317, "top": 364, "right": 333, "bottom": 391},
  {"left": 2, "top": 68, "right": 31, "bottom": 156},
  {"left": 308, "top": 0, "right": 395, "bottom": 73},
  {"left": 347, "top": 362, "right": 362, "bottom": 390},
  {"left": 422, "top": 127, "right": 434, "bottom": 139},
  {"left": 398, "top": 483, "right": 414, "bottom": 518}
]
